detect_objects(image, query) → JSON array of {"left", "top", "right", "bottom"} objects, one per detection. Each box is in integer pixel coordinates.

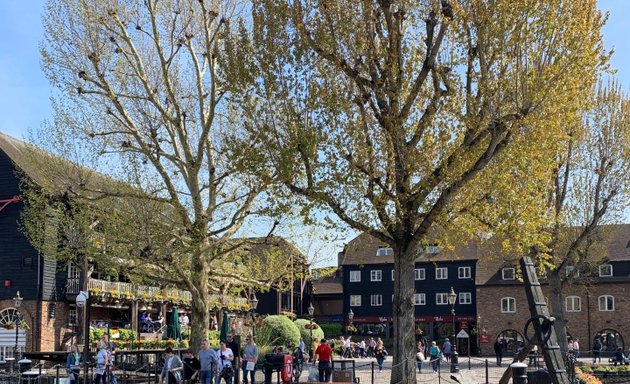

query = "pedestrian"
[
  {"left": 573, "top": 338, "right": 580, "bottom": 359},
  {"left": 216, "top": 340, "right": 234, "bottom": 384},
  {"left": 429, "top": 341, "right": 440, "bottom": 373},
  {"left": 159, "top": 347, "right": 183, "bottom": 384},
  {"left": 195, "top": 339, "right": 218, "bottom": 384},
  {"left": 66, "top": 344, "right": 82, "bottom": 384},
  {"left": 416, "top": 340, "right": 424, "bottom": 373},
  {"left": 226, "top": 334, "right": 240, "bottom": 384},
  {"left": 314, "top": 338, "right": 333, "bottom": 382},
  {"left": 242, "top": 335, "right": 258, "bottom": 384},
  {"left": 367, "top": 337, "right": 376, "bottom": 357},
  {"left": 182, "top": 349, "right": 200, "bottom": 383},
  {"left": 311, "top": 338, "right": 319, "bottom": 362},
  {"left": 593, "top": 338, "right": 602, "bottom": 363},
  {"left": 442, "top": 338, "right": 452, "bottom": 362},
  {"left": 94, "top": 341, "right": 109, "bottom": 384},
  {"left": 102, "top": 334, "right": 118, "bottom": 384},
  {"left": 374, "top": 341, "right": 388, "bottom": 373},
  {"left": 344, "top": 336, "right": 352, "bottom": 358},
  {"left": 494, "top": 339, "right": 503, "bottom": 367}
]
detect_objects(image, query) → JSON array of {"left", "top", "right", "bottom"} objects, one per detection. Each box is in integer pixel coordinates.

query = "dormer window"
[
  {"left": 599, "top": 264, "right": 613, "bottom": 277},
  {"left": 425, "top": 245, "right": 440, "bottom": 254},
  {"left": 502, "top": 268, "right": 515, "bottom": 280},
  {"left": 565, "top": 266, "right": 579, "bottom": 278},
  {"left": 377, "top": 247, "right": 393, "bottom": 256}
]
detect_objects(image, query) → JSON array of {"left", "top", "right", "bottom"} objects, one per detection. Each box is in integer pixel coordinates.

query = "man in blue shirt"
[{"left": 195, "top": 339, "right": 218, "bottom": 384}]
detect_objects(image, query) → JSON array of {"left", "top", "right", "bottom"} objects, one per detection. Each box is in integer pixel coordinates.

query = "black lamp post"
[
  {"left": 448, "top": 287, "right": 459, "bottom": 373},
  {"left": 249, "top": 292, "right": 259, "bottom": 337},
  {"left": 307, "top": 303, "right": 315, "bottom": 360},
  {"left": 13, "top": 291, "right": 23, "bottom": 359}
]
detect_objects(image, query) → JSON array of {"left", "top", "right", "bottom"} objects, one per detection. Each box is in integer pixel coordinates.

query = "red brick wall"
[{"left": 477, "top": 282, "right": 630, "bottom": 356}]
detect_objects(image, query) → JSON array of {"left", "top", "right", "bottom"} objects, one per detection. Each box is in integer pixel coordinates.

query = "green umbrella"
[
  {"left": 219, "top": 312, "right": 230, "bottom": 341},
  {"left": 167, "top": 308, "right": 182, "bottom": 341}
]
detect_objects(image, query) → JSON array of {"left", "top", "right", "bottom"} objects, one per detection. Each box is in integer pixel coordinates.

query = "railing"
[{"left": 65, "top": 278, "right": 81, "bottom": 294}]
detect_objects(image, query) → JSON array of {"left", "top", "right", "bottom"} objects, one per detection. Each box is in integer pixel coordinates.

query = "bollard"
[
  {"left": 511, "top": 362, "right": 527, "bottom": 384},
  {"left": 56, "top": 365, "right": 61, "bottom": 384},
  {"left": 371, "top": 361, "right": 374, "bottom": 384},
  {"left": 485, "top": 359, "right": 489, "bottom": 384},
  {"left": 468, "top": 356, "right": 471, "bottom": 370}
]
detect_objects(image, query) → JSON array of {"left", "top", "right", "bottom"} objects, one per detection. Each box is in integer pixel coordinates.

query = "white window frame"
[
  {"left": 377, "top": 247, "right": 393, "bottom": 256},
  {"left": 598, "top": 295, "right": 614, "bottom": 311},
  {"left": 68, "top": 305, "right": 77, "bottom": 326},
  {"left": 459, "top": 292, "right": 472, "bottom": 305},
  {"left": 599, "top": 264, "right": 613, "bottom": 277},
  {"left": 349, "top": 270, "right": 361, "bottom": 282},
  {"left": 436, "top": 267, "right": 448, "bottom": 280},
  {"left": 425, "top": 245, "right": 440, "bottom": 254},
  {"left": 414, "top": 268, "right": 426, "bottom": 280},
  {"left": 371, "top": 294, "right": 383, "bottom": 306},
  {"left": 501, "top": 297, "right": 516, "bottom": 313},
  {"left": 370, "top": 270, "right": 382, "bottom": 282},
  {"left": 414, "top": 293, "right": 426, "bottom": 306},
  {"left": 502, "top": 268, "right": 515, "bottom": 280},
  {"left": 350, "top": 295, "right": 362, "bottom": 307},
  {"left": 565, "top": 296, "right": 581, "bottom": 312},
  {"left": 436, "top": 293, "right": 449, "bottom": 305},
  {"left": 458, "top": 267, "right": 471, "bottom": 279}
]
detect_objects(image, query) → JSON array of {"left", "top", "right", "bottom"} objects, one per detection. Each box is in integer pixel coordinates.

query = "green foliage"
[
  {"left": 259, "top": 315, "right": 300, "bottom": 349},
  {"left": 207, "top": 330, "right": 220, "bottom": 348},
  {"left": 318, "top": 323, "right": 343, "bottom": 339},
  {"left": 293, "top": 318, "right": 324, "bottom": 346}
]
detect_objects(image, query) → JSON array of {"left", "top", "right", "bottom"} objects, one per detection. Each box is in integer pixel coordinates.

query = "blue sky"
[{"left": 0, "top": 1, "right": 628, "bottom": 262}]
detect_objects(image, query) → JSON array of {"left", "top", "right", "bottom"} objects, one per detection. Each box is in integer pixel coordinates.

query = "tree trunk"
[
  {"left": 548, "top": 271, "right": 569, "bottom": 353},
  {"left": 391, "top": 250, "right": 417, "bottom": 384},
  {"left": 190, "top": 253, "right": 210, "bottom": 350}
]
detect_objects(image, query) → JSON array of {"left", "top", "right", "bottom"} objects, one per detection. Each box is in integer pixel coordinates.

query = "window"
[
  {"left": 68, "top": 306, "right": 77, "bottom": 326},
  {"left": 501, "top": 297, "right": 516, "bottom": 313},
  {"left": 598, "top": 295, "right": 614, "bottom": 311},
  {"left": 502, "top": 268, "right": 515, "bottom": 280},
  {"left": 436, "top": 267, "right": 448, "bottom": 280},
  {"left": 459, "top": 292, "right": 472, "bottom": 304},
  {"left": 350, "top": 295, "right": 362, "bottom": 307},
  {"left": 565, "top": 266, "right": 579, "bottom": 278},
  {"left": 566, "top": 296, "right": 581, "bottom": 312},
  {"left": 377, "top": 247, "right": 393, "bottom": 256},
  {"left": 371, "top": 295, "right": 383, "bottom": 306},
  {"left": 370, "top": 270, "right": 382, "bottom": 282},
  {"left": 458, "top": 267, "right": 471, "bottom": 279},
  {"left": 349, "top": 270, "right": 361, "bottom": 282},
  {"left": 599, "top": 264, "right": 613, "bottom": 277},
  {"left": 414, "top": 268, "right": 425, "bottom": 280},
  {"left": 425, "top": 245, "right": 440, "bottom": 254},
  {"left": 414, "top": 293, "right": 426, "bottom": 305},
  {"left": 436, "top": 293, "right": 449, "bottom": 305},
  {"left": 391, "top": 270, "right": 395, "bottom": 281}
]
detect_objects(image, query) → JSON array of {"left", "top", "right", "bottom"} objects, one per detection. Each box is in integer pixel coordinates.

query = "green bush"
[
  {"left": 318, "top": 323, "right": 343, "bottom": 339},
  {"left": 259, "top": 315, "right": 300, "bottom": 349},
  {"left": 294, "top": 319, "right": 325, "bottom": 347}
]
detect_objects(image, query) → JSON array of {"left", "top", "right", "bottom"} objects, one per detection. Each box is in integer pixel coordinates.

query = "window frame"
[
  {"left": 565, "top": 296, "right": 581, "bottom": 312},
  {"left": 458, "top": 266, "right": 471, "bottom": 279},
  {"left": 370, "top": 294, "right": 383, "bottom": 306},
  {"left": 349, "top": 270, "right": 361, "bottom": 282},
  {"left": 436, "top": 293, "right": 449, "bottom": 305},
  {"left": 502, "top": 268, "right": 516, "bottom": 280},
  {"left": 376, "top": 247, "right": 393, "bottom": 256},
  {"left": 501, "top": 297, "right": 516, "bottom": 313},
  {"left": 599, "top": 264, "right": 613, "bottom": 277},
  {"left": 414, "top": 293, "right": 426, "bottom": 306},
  {"left": 459, "top": 292, "right": 472, "bottom": 305},
  {"left": 414, "top": 268, "right": 426, "bottom": 280},
  {"left": 435, "top": 267, "right": 448, "bottom": 280},
  {"left": 370, "top": 269, "right": 382, "bottom": 282},
  {"left": 350, "top": 295, "right": 362, "bottom": 307},
  {"left": 598, "top": 295, "right": 614, "bottom": 311}
]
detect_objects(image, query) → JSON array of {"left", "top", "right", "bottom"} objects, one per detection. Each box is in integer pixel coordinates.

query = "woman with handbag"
[
  {"left": 415, "top": 341, "right": 424, "bottom": 373},
  {"left": 94, "top": 341, "right": 109, "bottom": 384},
  {"left": 160, "top": 347, "right": 183, "bottom": 384},
  {"left": 374, "top": 341, "right": 388, "bottom": 373},
  {"left": 66, "top": 344, "right": 82, "bottom": 384}
]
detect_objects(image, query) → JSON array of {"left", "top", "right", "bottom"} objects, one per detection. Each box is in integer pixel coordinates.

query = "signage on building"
[{"left": 350, "top": 315, "right": 478, "bottom": 323}]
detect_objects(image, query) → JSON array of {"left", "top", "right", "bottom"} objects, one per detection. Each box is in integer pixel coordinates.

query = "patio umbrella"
[
  {"left": 219, "top": 312, "right": 230, "bottom": 341},
  {"left": 167, "top": 308, "right": 182, "bottom": 341}
]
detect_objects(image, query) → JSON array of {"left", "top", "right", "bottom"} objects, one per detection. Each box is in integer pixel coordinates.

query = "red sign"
[
  {"left": 480, "top": 334, "right": 492, "bottom": 343},
  {"left": 351, "top": 315, "right": 477, "bottom": 324}
]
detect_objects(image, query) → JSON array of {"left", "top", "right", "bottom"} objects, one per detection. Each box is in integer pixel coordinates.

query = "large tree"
[
  {"left": 247, "top": 1, "right": 606, "bottom": 382},
  {"left": 31, "top": 0, "right": 285, "bottom": 348}
]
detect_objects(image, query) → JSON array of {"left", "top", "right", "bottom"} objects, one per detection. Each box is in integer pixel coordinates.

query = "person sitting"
[
  {"left": 140, "top": 312, "right": 154, "bottom": 332},
  {"left": 612, "top": 348, "right": 627, "bottom": 366}
]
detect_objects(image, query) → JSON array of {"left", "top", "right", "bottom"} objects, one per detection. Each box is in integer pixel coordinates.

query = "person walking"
[
  {"left": 416, "top": 341, "right": 424, "bottom": 373},
  {"left": 429, "top": 341, "right": 440, "bottom": 373},
  {"left": 367, "top": 337, "right": 376, "bottom": 358},
  {"left": 593, "top": 338, "right": 602, "bottom": 363},
  {"left": 195, "top": 339, "right": 218, "bottom": 384},
  {"left": 182, "top": 349, "right": 200, "bottom": 383},
  {"left": 442, "top": 339, "right": 452, "bottom": 362},
  {"left": 94, "top": 341, "right": 109, "bottom": 384},
  {"left": 159, "top": 347, "right": 183, "bottom": 384},
  {"left": 374, "top": 341, "right": 388, "bottom": 373},
  {"left": 494, "top": 339, "right": 504, "bottom": 367},
  {"left": 573, "top": 338, "right": 580, "bottom": 358},
  {"left": 242, "top": 335, "right": 258, "bottom": 384},
  {"left": 216, "top": 340, "right": 234, "bottom": 384},
  {"left": 66, "top": 344, "right": 82, "bottom": 384},
  {"left": 102, "top": 334, "right": 118, "bottom": 384},
  {"left": 314, "top": 338, "right": 333, "bottom": 382}
]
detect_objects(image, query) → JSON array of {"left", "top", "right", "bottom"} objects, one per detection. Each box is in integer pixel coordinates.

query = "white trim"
[
  {"left": 598, "top": 295, "right": 614, "bottom": 311},
  {"left": 349, "top": 270, "right": 361, "bottom": 282},
  {"left": 501, "top": 297, "right": 516, "bottom": 313},
  {"left": 436, "top": 293, "right": 449, "bottom": 305},
  {"left": 370, "top": 294, "right": 383, "bottom": 306},
  {"left": 414, "top": 293, "right": 426, "bottom": 306},
  {"left": 459, "top": 292, "right": 472, "bottom": 305},
  {"left": 502, "top": 268, "right": 515, "bottom": 280},
  {"left": 414, "top": 268, "right": 425, "bottom": 280},
  {"left": 458, "top": 266, "right": 471, "bottom": 279},
  {"left": 435, "top": 267, "right": 448, "bottom": 280},
  {"left": 599, "top": 264, "right": 613, "bottom": 277},
  {"left": 565, "top": 296, "right": 581, "bottom": 312},
  {"left": 350, "top": 295, "right": 361, "bottom": 307},
  {"left": 370, "top": 270, "right": 382, "bottom": 282}
]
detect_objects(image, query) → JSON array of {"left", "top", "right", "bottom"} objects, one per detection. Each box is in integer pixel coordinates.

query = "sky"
[{"left": 0, "top": 1, "right": 629, "bottom": 264}]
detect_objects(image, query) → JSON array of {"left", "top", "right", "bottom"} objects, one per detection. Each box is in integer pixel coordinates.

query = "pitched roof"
[
  {"left": 312, "top": 267, "right": 343, "bottom": 295},
  {"left": 339, "top": 232, "right": 481, "bottom": 266}
]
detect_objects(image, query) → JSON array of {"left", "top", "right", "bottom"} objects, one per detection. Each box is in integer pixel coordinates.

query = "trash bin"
[
  {"left": 18, "top": 359, "right": 32, "bottom": 373},
  {"left": 332, "top": 359, "right": 355, "bottom": 383}
]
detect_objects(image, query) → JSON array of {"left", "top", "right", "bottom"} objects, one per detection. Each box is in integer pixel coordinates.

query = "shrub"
[
  {"left": 259, "top": 315, "right": 300, "bottom": 349},
  {"left": 294, "top": 319, "right": 325, "bottom": 347},
  {"left": 318, "top": 323, "right": 343, "bottom": 339}
]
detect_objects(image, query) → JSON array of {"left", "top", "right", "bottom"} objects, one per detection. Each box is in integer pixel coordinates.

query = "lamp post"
[
  {"left": 249, "top": 292, "right": 259, "bottom": 337},
  {"left": 477, "top": 315, "right": 482, "bottom": 356},
  {"left": 307, "top": 303, "right": 315, "bottom": 360},
  {"left": 13, "top": 291, "right": 23, "bottom": 359},
  {"left": 448, "top": 287, "right": 459, "bottom": 373}
]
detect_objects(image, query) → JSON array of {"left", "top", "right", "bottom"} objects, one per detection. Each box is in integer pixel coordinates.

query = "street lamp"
[
  {"left": 13, "top": 291, "right": 23, "bottom": 359},
  {"left": 249, "top": 292, "right": 259, "bottom": 337},
  {"left": 447, "top": 287, "right": 459, "bottom": 373},
  {"left": 307, "top": 303, "right": 315, "bottom": 360}
]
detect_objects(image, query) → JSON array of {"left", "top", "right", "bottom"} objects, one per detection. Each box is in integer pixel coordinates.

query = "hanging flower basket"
[{"left": 3, "top": 321, "right": 15, "bottom": 330}]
